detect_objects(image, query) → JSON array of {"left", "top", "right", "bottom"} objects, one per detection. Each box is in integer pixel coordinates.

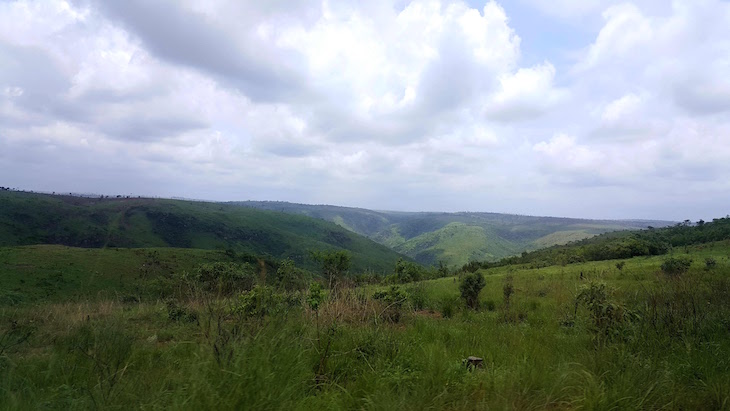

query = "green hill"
[
  {"left": 0, "top": 191, "right": 407, "bottom": 273},
  {"left": 235, "top": 201, "right": 674, "bottom": 266}
]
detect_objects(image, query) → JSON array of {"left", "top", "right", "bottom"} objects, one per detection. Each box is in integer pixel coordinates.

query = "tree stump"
[{"left": 463, "top": 356, "right": 484, "bottom": 370}]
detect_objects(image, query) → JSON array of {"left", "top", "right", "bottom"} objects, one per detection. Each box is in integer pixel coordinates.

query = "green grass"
[
  {"left": 0, "top": 245, "right": 238, "bottom": 305},
  {"left": 2, "top": 242, "right": 729, "bottom": 409}
]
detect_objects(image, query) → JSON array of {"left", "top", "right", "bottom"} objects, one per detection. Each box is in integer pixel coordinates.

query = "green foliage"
[
  {"left": 615, "top": 261, "right": 626, "bottom": 271},
  {"left": 661, "top": 256, "right": 692, "bottom": 276},
  {"left": 459, "top": 272, "right": 485, "bottom": 309},
  {"left": 240, "top": 199, "right": 667, "bottom": 266},
  {"left": 394, "top": 258, "right": 424, "bottom": 283},
  {"left": 189, "top": 262, "right": 258, "bottom": 295},
  {"left": 166, "top": 299, "right": 198, "bottom": 323},
  {"left": 705, "top": 257, "right": 717, "bottom": 270},
  {"left": 311, "top": 250, "right": 351, "bottom": 290},
  {"left": 233, "top": 285, "right": 298, "bottom": 320},
  {"left": 437, "top": 295, "right": 459, "bottom": 318},
  {"left": 274, "top": 258, "right": 309, "bottom": 291},
  {"left": 575, "top": 282, "right": 635, "bottom": 345},
  {"left": 372, "top": 285, "right": 409, "bottom": 322},
  {"left": 0, "top": 190, "right": 406, "bottom": 274},
  {"left": 308, "top": 281, "right": 324, "bottom": 311},
  {"left": 406, "top": 283, "right": 428, "bottom": 310}
]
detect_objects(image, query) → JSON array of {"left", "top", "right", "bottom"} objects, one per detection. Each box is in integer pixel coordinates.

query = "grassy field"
[{"left": 2, "top": 241, "right": 729, "bottom": 409}]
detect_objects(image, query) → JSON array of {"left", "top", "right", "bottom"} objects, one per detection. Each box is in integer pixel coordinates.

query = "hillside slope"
[
  {"left": 0, "top": 191, "right": 407, "bottom": 273},
  {"left": 235, "top": 201, "right": 674, "bottom": 266}
]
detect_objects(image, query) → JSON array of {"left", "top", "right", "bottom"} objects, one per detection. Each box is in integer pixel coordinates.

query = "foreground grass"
[{"left": 2, "top": 243, "right": 730, "bottom": 409}]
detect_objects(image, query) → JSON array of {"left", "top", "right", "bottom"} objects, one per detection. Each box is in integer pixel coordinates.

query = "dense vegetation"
[
  {"left": 464, "top": 216, "right": 730, "bottom": 271},
  {"left": 237, "top": 201, "right": 673, "bottom": 266},
  {"left": 0, "top": 191, "right": 408, "bottom": 273}
]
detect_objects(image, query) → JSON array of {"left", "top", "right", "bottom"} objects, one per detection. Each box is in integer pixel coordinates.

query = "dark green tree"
[
  {"left": 459, "top": 272, "right": 486, "bottom": 309},
  {"left": 311, "top": 250, "right": 351, "bottom": 290}
]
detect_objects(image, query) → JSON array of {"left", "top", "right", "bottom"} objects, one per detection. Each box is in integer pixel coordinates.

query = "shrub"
[
  {"left": 661, "top": 256, "right": 692, "bottom": 276},
  {"left": 439, "top": 295, "right": 459, "bottom": 318},
  {"left": 705, "top": 257, "right": 717, "bottom": 270},
  {"left": 274, "top": 258, "right": 309, "bottom": 291},
  {"left": 188, "top": 262, "right": 257, "bottom": 295},
  {"left": 406, "top": 283, "right": 428, "bottom": 310},
  {"left": 308, "top": 281, "right": 324, "bottom": 312},
  {"left": 394, "top": 258, "right": 423, "bottom": 283},
  {"left": 575, "top": 281, "right": 634, "bottom": 345},
  {"left": 166, "top": 300, "right": 198, "bottom": 323},
  {"left": 459, "top": 272, "right": 486, "bottom": 309},
  {"left": 502, "top": 275, "right": 514, "bottom": 310},
  {"left": 615, "top": 261, "right": 626, "bottom": 271},
  {"left": 233, "top": 285, "right": 295, "bottom": 320},
  {"left": 373, "top": 285, "right": 409, "bottom": 322}
]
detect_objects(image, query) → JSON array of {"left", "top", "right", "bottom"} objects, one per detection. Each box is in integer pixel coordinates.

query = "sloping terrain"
[
  {"left": 0, "top": 191, "right": 407, "bottom": 273},
  {"left": 236, "top": 201, "right": 674, "bottom": 266}
]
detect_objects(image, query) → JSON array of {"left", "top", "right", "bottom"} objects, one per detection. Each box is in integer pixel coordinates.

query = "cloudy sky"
[{"left": 1, "top": 0, "right": 729, "bottom": 220}]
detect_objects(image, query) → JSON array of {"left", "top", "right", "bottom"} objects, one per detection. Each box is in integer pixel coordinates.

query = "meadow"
[{"left": 2, "top": 241, "right": 729, "bottom": 410}]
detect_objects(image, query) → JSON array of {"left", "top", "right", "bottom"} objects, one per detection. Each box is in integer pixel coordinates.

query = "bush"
[
  {"left": 188, "top": 262, "right": 258, "bottom": 295},
  {"left": 459, "top": 272, "right": 486, "bottom": 310},
  {"left": 372, "top": 285, "right": 409, "bottom": 322},
  {"left": 705, "top": 257, "right": 717, "bottom": 270},
  {"left": 166, "top": 300, "right": 198, "bottom": 323},
  {"left": 439, "top": 295, "right": 459, "bottom": 318},
  {"left": 661, "top": 256, "right": 692, "bottom": 276},
  {"left": 274, "top": 258, "right": 309, "bottom": 291},
  {"left": 394, "top": 258, "right": 424, "bottom": 283},
  {"left": 575, "top": 282, "right": 635, "bottom": 345},
  {"left": 233, "top": 285, "right": 296, "bottom": 320},
  {"left": 406, "top": 283, "right": 428, "bottom": 310}
]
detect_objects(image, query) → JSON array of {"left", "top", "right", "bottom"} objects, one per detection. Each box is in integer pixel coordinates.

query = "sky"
[{"left": 1, "top": 0, "right": 729, "bottom": 221}]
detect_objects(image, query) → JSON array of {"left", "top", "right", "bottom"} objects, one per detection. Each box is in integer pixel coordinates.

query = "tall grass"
[{"left": 2, "top": 245, "right": 730, "bottom": 409}]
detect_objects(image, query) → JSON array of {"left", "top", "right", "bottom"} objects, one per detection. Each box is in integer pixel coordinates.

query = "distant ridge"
[
  {"left": 233, "top": 201, "right": 675, "bottom": 266},
  {"left": 0, "top": 190, "right": 408, "bottom": 273}
]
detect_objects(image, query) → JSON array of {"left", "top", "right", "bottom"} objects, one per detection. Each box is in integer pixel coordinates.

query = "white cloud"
[
  {"left": 1, "top": 0, "right": 729, "bottom": 220},
  {"left": 485, "top": 62, "right": 566, "bottom": 121}
]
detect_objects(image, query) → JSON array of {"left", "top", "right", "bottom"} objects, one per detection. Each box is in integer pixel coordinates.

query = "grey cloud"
[
  {"left": 91, "top": 0, "right": 305, "bottom": 102},
  {"left": 0, "top": 42, "right": 71, "bottom": 124},
  {"left": 674, "top": 83, "right": 730, "bottom": 115},
  {"left": 99, "top": 115, "right": 208, "bottom": 142}
]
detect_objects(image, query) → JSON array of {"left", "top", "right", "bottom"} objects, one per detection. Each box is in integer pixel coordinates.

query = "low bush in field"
[
  {"left": 661, "top": 256, "right": 692, "bottom": 276},
  {"left": 184, "top": 262, "right": 258, "bottom": 295}
]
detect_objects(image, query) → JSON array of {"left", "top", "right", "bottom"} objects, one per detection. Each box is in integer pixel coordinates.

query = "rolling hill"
[
  {"left": 0, "top": 191, "right": 407, "bottom": 273},
  {"left": 234, "top": 201, "right": 674, "bottom": 266}
]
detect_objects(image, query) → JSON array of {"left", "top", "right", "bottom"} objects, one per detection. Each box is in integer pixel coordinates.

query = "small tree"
[
  {"left": 394, "top": 258, "right": 422, "bottom": 283},
  {"left": 459, "top": 272, "right": 486, "bottom": 309},
  {"left": 311, "top": 250, "right": 351, "bottom": 290},
  {"left": 274, "top": 258, "right": 307, "bottom": 291}
]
